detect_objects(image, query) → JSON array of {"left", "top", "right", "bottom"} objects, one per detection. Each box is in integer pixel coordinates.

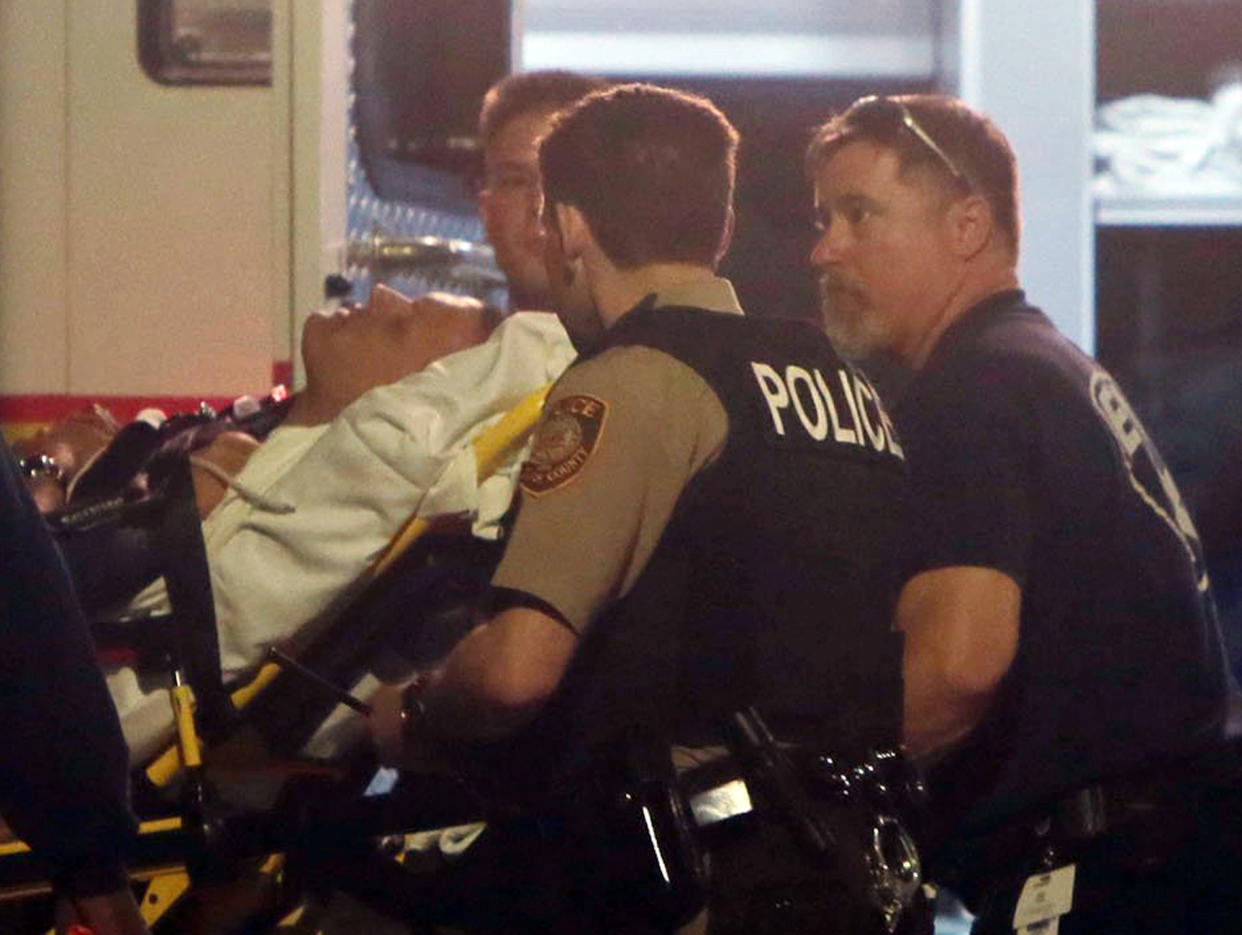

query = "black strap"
[
  {"left": 49, "top": 454, "right": 234, "bottom": 736},
  {"left": 150, "top": 453, "right": 235, "bottom": 739},
  {"left": 722, "top": 707, "right": 838, "bottom": 856}
]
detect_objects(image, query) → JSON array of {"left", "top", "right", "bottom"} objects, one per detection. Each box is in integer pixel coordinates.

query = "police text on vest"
[{"left": 751, "top": 362, "right": 903, "bottom": 457}]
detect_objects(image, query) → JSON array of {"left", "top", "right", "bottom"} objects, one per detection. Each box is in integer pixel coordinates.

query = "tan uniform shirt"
[{"left": 491, "top": 278, "right": 742, "bottom": 633}]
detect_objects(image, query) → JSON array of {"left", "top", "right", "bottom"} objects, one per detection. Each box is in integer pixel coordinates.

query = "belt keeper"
[{"left": 1057, "top": 785, "right": 1107, "bottom": 839}]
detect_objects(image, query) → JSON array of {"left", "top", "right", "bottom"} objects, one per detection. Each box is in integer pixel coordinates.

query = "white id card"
[{"left": 1012, "top": 863, "right": 1075, "bottom": 929}]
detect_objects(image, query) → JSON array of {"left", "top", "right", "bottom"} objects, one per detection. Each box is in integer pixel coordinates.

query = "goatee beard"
[{"left": 818, "top": 284, "right": 886, "bottom": 362}]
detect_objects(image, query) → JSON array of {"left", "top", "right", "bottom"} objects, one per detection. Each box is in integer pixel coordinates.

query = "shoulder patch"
[{"left": 520, "top": 394, "right": 609, "bottom": 497}]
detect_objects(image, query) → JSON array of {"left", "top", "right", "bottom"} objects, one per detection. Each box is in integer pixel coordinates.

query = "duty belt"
[
  {"left": 682, "top": 710, "right": 927, "bottom": 934},
  {"left": 940, "top": 754, "right": 1227, "bottom": 902},
  {"left": 681, "top": 743, "right": 926, "bottom": 835}
]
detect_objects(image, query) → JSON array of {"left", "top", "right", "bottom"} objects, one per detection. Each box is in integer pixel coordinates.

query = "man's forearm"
[
  {"left": 420, "top": 607, "right": 577, "bottom": 743},
  {"left": 896, "top": 566, "right": 1021, "bottom": 758},
  {"left": 367, "top": 605, "right": 578, "bottom": 761},
  {"left": 420, "top": 659, "right": 542, "bottom": 743},
  {"left": 902, "top": 639, "right": 994, "bottom": 757}
]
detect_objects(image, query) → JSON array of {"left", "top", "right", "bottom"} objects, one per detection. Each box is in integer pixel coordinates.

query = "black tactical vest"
[{"left": 486, "top": 304, "right": 909, "bottom": 799}]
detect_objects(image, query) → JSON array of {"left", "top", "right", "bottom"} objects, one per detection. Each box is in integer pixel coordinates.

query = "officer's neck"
[
  {"left": 902, "top": 252, "right": 1021, "bottom": 371},
  {"left": 592, "top": 261, "right": 720, "bottom": 330}
]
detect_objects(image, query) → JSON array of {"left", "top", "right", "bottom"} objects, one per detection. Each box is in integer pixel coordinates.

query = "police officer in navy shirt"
[
  {"left": 369, "top": 84, "right": 924, "bottom": 934},
  {"left": 0, "top": 439, "right": 148, "bottom": 935},
  {"left": 806, "top": 93, "right": 1241, "bottom": 933}
]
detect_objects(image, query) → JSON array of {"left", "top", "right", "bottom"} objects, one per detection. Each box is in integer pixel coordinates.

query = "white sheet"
[{"left": 114, "top": 312, "right": 574, "bottom": 762}]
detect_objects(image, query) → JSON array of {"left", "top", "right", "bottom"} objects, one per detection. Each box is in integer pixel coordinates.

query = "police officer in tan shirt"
[{"left": 369, "top": 83, "right": 917, "bottom": 935}]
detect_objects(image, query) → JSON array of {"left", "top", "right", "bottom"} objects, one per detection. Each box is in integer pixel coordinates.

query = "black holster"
[
  {"left": 559, "top": 770, "right": 707, "bottom": 933},
  {"left": 716, "top": 708, "right": 931, "bottom": 935}
]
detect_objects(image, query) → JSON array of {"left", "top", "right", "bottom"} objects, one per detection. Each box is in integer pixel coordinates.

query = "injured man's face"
[{"left": 291, "top": 284, "right": 501, "bottom": 426}]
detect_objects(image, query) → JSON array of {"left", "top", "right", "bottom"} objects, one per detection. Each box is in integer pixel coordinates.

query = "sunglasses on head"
[{"left": 849, "top": 95, "right": 970, "bottom": 189}]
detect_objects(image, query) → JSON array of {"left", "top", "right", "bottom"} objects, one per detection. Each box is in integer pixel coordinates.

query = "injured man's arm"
[{"left": 108, "top": 286, "right": 576, "bottom": 763}]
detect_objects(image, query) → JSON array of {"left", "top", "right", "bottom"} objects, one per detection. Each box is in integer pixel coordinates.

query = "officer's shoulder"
[
  {"left": 928, "top": 305, "right": 1046, "bottom": 376},
  {"left": 560, "top": 344, "right": 714, "bottom": 403},
  {"left": 968, "top": 311, "right": 1093, "bottom": 397}
]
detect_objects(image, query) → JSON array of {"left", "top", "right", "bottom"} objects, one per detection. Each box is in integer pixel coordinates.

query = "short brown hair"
[
  {"left": 807, "top": 94, "right": 1021, "bottom": 254},
  {"left": 478, "top": 70, "right": 608, "bottom": 149},
  {"left": 539, "top": 83, "right": 739, "bottom": 270}
]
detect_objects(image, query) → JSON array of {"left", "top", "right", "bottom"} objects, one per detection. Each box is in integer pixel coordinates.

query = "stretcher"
[{"left": 0, "top": 384, "right": 552, "bottom": 934}]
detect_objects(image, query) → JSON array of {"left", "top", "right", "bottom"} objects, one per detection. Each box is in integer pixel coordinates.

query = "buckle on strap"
[{"left": 688, "top": 777, "right": 754, "bottom": 827}]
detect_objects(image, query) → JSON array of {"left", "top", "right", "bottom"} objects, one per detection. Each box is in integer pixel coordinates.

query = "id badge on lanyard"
[{"left": 1012, "top": 863, "right": 1075, "bottom": 934}]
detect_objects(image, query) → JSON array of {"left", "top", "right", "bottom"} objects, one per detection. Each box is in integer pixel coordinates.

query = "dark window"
[
  {"left": 139, "top": 0, "right": 272, "bottom": 86},
  {"left": 353, "top": 0, "right": 512, "bottom": 201}
]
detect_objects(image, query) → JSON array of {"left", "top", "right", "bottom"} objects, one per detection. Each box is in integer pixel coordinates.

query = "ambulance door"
[{"left": 290, "top": 0, "right": 513, "bottom": 389}]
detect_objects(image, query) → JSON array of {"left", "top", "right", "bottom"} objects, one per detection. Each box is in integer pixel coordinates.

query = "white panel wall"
[
  {"left": 0, "top": 2, "right": 70, "bottom": 392},
  {"left": 957, "top": 0, "right": 1096, "bottom": 351},
  {"left": 0, "top": 0, "right": 290, "bottom": 400},
  {"left": 65, "top": 3, "right": 278, "bottom": 395}
]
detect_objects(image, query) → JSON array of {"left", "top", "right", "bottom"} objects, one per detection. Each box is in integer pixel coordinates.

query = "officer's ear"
[
  {"left": 713, "top": 206, "right": 736, "bottom": 270},
  {"left": 553, "top": 202, "right": 593, "bottom": 262},
  {"left": 946, "top": 193, "right": 994, "bottom": 260}
]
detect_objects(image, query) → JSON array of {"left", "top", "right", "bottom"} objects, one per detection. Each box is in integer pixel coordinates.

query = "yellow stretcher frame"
[
  {"left": 0, "top": 382, "right": 552, "bottom": 931},
  {"left": 144, "top": 381, "right": 550, "bottom": 787}
]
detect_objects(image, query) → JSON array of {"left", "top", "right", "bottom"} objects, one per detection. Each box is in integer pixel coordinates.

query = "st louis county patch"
[{"left": 520, "top": 394, "right": 608, "bottom": 497}]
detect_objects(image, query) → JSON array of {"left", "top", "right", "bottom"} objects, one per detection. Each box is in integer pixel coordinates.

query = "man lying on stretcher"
[
  {"left": 12, "top": 70, "right": 604, "bottom": 765},
  {"left": 15, "top": 284, "right": 573, "bottom": 764}
]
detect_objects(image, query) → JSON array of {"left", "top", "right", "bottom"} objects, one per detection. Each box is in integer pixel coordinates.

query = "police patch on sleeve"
[{"left": 520, "top": 394, "right": 608, "bottom": 497}]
